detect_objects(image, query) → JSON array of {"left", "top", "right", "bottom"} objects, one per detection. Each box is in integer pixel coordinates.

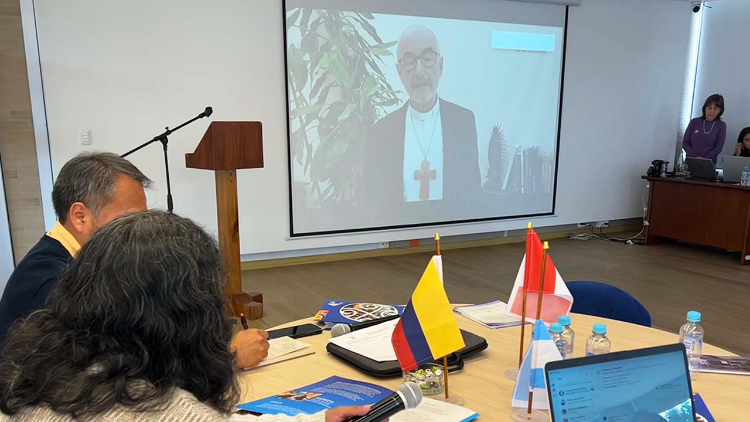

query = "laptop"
[
  {"left": 545, "top": 344, "right": 697, "bottom": 422},
  {"left": 686, "top": 157, "right": 716, "bottom": 181},
  {"left": 721, "top": 155, "right": 750, "bottom": 183}
]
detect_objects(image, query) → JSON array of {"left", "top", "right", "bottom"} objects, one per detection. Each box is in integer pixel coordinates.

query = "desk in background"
[
  {"left": 239, "top": 313, "right": 747, "bottom": 421},
  {"left": 643, "top": 176, "right": 750, "bottom": 265}
]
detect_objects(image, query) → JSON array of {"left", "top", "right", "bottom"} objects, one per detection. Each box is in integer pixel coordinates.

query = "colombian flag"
[{"left": 391, "top": 256, "right": 465, "bottom": 373}]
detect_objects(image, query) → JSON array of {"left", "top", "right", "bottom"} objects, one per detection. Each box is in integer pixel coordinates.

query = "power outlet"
[
  {"left": 378, "top": 242, "right": 390, "bottom": 249},
  {"left": 578, "top": 221, "right": 609, "bottom": 228}
]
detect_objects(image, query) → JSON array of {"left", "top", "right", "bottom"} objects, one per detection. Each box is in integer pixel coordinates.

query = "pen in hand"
[{"left": 240, "top": 313, "right": 249, "bottom": 330}]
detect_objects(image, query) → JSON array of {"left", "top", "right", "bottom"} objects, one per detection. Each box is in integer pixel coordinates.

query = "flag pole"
[
  {"left": 533, "top": 241, "right": 549, "bottom": 322},
  {"left": 518, "top": 222, "right": 532, "bottom": 368},
  {"left": 527, "top": 241, "right": 549, "bottom": 414},
  {"left": 434, "top": 233, "right": 450, "bottom": 400}
]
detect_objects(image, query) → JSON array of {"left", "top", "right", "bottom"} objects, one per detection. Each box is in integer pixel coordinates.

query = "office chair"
[{"left": 567, "top": 281, "right": 652, "bottom": 327}]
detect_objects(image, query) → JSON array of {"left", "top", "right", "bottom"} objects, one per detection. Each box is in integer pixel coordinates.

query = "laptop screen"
[{"left": 546, "top": 348, "right": 695, "bottom": 422}]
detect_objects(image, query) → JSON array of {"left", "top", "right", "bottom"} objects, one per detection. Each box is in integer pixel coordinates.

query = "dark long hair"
[
  {"left": 701, "top": 94, "right": 725, "bottom": 120},
  {"left": 0, "top": 211, "right": 239, "bottom": 417},
  {"left": 737, "top": 127, "right": 750, "bottom": 145}
]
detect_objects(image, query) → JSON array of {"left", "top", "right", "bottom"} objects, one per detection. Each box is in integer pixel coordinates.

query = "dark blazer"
[
  {"left": 361, "top": 99, "right": 481, "bottom": 213},
  {"left": 0, "top": 235, "right": 72, "bottom": 346}
]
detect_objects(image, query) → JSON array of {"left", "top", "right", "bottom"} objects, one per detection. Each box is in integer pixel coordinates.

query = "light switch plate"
[{"left": 79, "top": 129, "right": 92, "bottom": 145}]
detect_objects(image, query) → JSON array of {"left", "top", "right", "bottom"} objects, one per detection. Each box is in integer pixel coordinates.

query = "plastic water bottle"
[
  {"left": 549, "top": 323, "right": 568, "bottom": 359},
  {"left": 741, "top": 166, "right": 750, "bottom": 187},
  {"left": 585, "top": 324, "right": 611, "bottom": 357},
  {"left": 558, "top": 315, "right": 576, "bottom": 358},
  {"left": 679, "top": 311, "right": 704, "bottom": 380}
]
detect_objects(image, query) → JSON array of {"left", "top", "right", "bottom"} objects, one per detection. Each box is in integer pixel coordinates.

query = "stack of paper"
[
  {"left": 327, "top": 319, "right": 399, "bottom": 362},
  {"left": 391, "top": 397, "right": 478, "bottom": 422},
  {"left": 453, "top": 301, "right": 527, "bottom": 329},
  {"left": 250, "top": 336, "right": 314, "bottom": 369}
]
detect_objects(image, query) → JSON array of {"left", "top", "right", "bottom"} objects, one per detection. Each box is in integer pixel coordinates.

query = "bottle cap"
[
  {"left": 558, "top": 315, "right": 571, "bottom": 326},
  {"left": 550, "top": 323, "right": 563, "bottom": 334},
  {"left": 687, "top": 311, "right": 701, "bottom": 323},
  {"left": 592, "top": 323, "right": 607, "bottom": 335}
]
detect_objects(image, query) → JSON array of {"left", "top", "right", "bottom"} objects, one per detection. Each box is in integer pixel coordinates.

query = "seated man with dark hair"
[
  {"left": 0, "top": 211, "right": 369, "bottom": 421},
  {"left": 0, "top": 152, "right": 151, "bottom": 346},
  {"left": 0, "top": 152, "right": 269, "bottom": 368}
]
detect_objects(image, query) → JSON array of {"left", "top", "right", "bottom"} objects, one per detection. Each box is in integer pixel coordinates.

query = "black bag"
[{"left": 326, "top": 329, "right": 488, "bottom": 378}]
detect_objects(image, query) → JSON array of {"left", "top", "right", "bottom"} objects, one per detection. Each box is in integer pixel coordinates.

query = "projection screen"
[{"left": 285, "top": 0, "right": 567, "bottom": 235}]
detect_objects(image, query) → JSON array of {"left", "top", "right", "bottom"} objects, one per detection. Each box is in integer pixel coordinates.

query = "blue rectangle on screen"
[{"left": 492, "top": 31, "right": 555, "bottom": 52}]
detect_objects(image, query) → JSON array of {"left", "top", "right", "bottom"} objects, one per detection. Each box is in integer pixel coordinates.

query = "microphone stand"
[{"left": 122, "top": 106, "right": 213, "bottom": 212}]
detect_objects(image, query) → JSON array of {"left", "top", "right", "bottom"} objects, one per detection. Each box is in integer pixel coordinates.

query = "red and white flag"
[{"left": 504, "top": 228, "right": 573, "bottom": 324}]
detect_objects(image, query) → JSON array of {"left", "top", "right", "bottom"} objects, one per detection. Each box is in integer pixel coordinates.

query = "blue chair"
[{"left": 567, "top": 281, "right": 652, "bottom": 327}]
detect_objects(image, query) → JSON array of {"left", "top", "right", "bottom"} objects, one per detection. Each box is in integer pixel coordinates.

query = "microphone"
[
  {"left": 201, "top": 106, "right": 213, "bottom": 118},
  {"left": 348, "top": 382, "right": 422, "bottom": 422},
  {"left": 330, "top": 314, "right": 401, "bottom": 338}
]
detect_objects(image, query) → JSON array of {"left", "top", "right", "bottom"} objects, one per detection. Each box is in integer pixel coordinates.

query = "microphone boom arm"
[{"left": 121, "top": 106, "right": 213, "bottom": 212}]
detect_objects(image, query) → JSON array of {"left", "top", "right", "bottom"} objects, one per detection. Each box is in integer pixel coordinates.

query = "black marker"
[{"left": 240, "top": 313, "right": 249, "bottom": 330}]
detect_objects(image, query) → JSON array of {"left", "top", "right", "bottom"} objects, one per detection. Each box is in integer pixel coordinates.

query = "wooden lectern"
[{"left": 186, "top": 122, "right": 264, "bottom": 317}]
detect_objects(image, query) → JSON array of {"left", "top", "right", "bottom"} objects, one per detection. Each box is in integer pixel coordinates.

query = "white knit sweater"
[{"left": 0, "top": 389, "right": 326, "bottom": 422}]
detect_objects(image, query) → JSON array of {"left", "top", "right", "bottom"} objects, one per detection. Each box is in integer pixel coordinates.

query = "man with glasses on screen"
[{"left": 362, "top": 24, "right": 481, "bottom": 210}]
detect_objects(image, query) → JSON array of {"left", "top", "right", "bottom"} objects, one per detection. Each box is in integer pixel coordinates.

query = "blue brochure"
[
  {"left": 314, "top": 300, "right": 404, "bottom": 328},
  {"left": 236, "top": 376, "right": 393, "bottom": 416},
  {"left": 693, "top": 393, "right": 715, "bottom": 422}
]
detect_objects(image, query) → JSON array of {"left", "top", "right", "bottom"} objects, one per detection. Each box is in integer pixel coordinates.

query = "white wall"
[
  {"left": 693, "top": 0, "right": 750, "bottom": 160},
  {"left": 0, "top": 159, "right": 15, "bottom": 291},
  {"left": 31, "top": 0, "right": 690, "bottom": 257}
]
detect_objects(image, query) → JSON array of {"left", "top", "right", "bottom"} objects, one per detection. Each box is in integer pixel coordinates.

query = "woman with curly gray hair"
[{"left": 0, "top": 211, "right": 369, "bottom": 422}]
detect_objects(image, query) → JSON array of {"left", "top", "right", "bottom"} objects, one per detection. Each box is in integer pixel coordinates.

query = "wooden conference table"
[
  {"left": 643, "top": 176, "right": 750, "bottom": 265},
  {"left": 238, "top": 312, "right": 746, "bottom": 420}
]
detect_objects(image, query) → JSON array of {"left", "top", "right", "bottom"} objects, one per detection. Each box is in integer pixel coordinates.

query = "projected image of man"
[{"left": 363, "top": 25, "right": 481, "bottom": 205}]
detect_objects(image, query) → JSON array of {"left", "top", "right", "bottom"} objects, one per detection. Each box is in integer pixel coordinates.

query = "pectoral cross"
[{"left": 414, "top": 159, "right": 437, "bottom": 200}]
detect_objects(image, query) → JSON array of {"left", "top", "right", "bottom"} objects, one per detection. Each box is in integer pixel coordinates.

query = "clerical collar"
[{"left": 408, "top": 98, "right": 440, "bottom": 121}]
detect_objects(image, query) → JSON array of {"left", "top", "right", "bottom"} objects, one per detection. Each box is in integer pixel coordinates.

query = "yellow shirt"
[{"left": 46, "top": 221, "right": 81, "bottom": 258}]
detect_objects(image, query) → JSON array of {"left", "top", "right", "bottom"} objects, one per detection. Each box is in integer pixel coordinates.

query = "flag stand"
[
  {"left": 434, "top": 233, "right": 465, "bottom": 407},
  {"left": 393, "top": 233, "right": 466, "bottom": 408},
  {"left": 510, "top": 241, "right": 549, "bottom": 422},
  {"left": 503, "top": 222, "right": 533, "bottom": 381}
]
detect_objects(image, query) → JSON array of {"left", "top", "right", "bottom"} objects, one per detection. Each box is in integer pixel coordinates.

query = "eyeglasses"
[{"left": 398, "top": 50, "right": 438, "bottom": 72}]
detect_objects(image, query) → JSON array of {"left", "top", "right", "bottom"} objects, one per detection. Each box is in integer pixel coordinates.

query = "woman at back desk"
[
  {"left": 683, "top": 94, "right": 727, "bottom": 164},
  {"left": 734, "top": 127, "right": 750, "bottom": 157}
]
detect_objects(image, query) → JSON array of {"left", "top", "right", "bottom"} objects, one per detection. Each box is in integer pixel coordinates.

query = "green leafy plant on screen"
[{"left": 287, "top": 8, "right": 401, "bottom": 206}]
